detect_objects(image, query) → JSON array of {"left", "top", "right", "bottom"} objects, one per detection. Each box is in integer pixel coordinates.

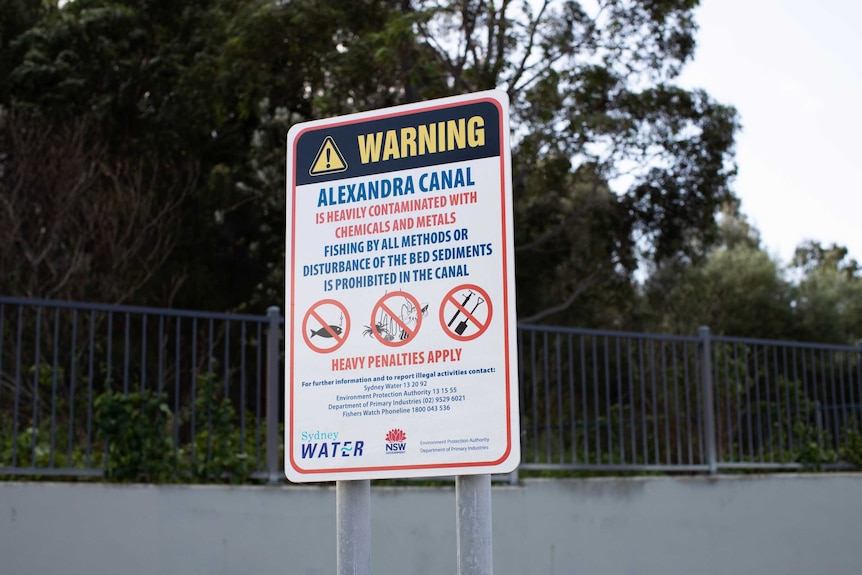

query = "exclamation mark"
[{"left": 326, "top": 147, "right": 331, "bottom": 169}]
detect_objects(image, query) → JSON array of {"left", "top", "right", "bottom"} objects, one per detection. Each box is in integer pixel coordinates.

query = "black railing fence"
[{"left": 1, "top": 296, "right": 860, "bottom": 480}]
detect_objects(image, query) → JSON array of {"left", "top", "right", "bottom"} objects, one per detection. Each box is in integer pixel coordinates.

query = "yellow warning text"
[{"left": 357, "top": 116, "right": 485, "bottom": 164}]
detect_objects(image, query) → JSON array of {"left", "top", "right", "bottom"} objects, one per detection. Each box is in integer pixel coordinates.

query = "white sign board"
[{"left": 285, "top": 90, "right": 519, "bottom": 481}]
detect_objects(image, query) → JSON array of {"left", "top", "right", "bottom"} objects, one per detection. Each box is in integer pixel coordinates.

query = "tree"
[
  {"left": 394, "top": 0, "right": 739, "bottom": 324},
  {"left": 0, "top": 0, "right": 54, "bottom": 105},
  {"left": 5, "top": 0, "right": 271, "bottom": 308},
  {"left": 3, "top": 0, "right": 739, "bottom": 324},
  {"left": 0, "top": 109, "right": 195, "bottom": 303},
  {"left": 790, "top": 241, "right": 862, "bottom": 344},
  {"left": 639, "top": 202, "right": 794, "bottom": 338}
]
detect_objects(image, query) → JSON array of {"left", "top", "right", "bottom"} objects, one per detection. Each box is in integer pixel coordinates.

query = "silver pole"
[
  {"left": 699, "top": 325, "right": 717, "bottom": 475},
  {"left": 456, "top": 474, "right": 493, "bottom": 575},
  {"left": 265, "top": 306, "right": 281, "bottom": 484},
  {"left": 337, "top": 479, "right": 371, "bottom": 575}
]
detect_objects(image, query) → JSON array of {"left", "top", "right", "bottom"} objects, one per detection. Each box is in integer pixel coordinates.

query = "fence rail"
[{"left": 1, "top": 296, "right": 860, "bottom": 480}]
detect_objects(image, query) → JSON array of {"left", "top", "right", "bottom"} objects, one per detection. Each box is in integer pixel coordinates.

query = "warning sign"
[
  {"left": 308, "top": 135, "right": 347, "bottom": 176},
  {"left": 285, "top": 90, "right": 519, "bottom": 482}
]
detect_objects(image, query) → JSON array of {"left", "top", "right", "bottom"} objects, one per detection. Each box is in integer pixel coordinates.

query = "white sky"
[{"left": 677, "top": 0, "right": 862, "bottom": 265}]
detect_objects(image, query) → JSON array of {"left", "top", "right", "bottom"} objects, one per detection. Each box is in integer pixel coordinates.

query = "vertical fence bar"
[
  {"left": 141, "top": 314, "right": 148, "bottom": 393},
  {"left": 0, "top": 303, "right": 4, "bottom": 409},
  {"left": 106, "top": 312, "right": 113, "bottom": 391},
  {"left": 628, "top": 338, "right": 636, "bottom": 464},
  {"left": 256, "top": 322, "right": 263, "bottom": 470},
  {"left": 846, "top": 349, "right": 857, "bottom": 434},
  {"left": 266, "top": 306, "right": 281, "bottom": 483},
  {"left": 814, "top": 349, "right": 830, "bottom": 449},
  {"left": 661, "top": 341, "right": 670, "bottom": 465},
  {"left": 723, "top": 342, "right": 733, "bottom": 463},
  {"left": 592, "top": 338, "right": 600, "bottom": 463},
  {"left": 649, "top": 340, "right": 659, "bottom": 464},
  {"left": 123, "top": 312, "right": 130, "bottom": 393},
  {"left": 829, "top": 349, "right": 839, "bottom": 447},
  {"left": 673, "top": 343, "right": 682, "bottom": 465},
  {"left": 604, "top": 337, "right": 612, "bottom": 461},
  {"left": 50, "top": 308, "right": 60, "bottom": 467},
  {"left": 30, "top": 307, "right": 42, "bottom": 466},
  {"left": 699, "top": 327, "right": 717, "bottom": 474},
  {"left": 68, "top": 309, "right": 78, "bottom": 466},
  {"left": 683, "top": 341, "right": 693, "bottom": 464},
  {"left": 842, "top": 351, "right": 852, "bottom": 433},
  {"left": 543, "top": 332, "right": 551, "bottom": 461},
  {"left": 857, "top": 341, "right": 862, "bottom": 429},
  {"left": 517, "top": 329, "right": 526, "bottom": 466},
  {"left": 12, "top": 306, "right": 23, "bottom": 466},
  {"left": 790, "top": 346, "right": 800, "bottom": 454},
  {"left": 190, "top": 318, "right": 198, "bottom": 465},
  {"left": 174, "top": 318, "right": 181, "bottom": 469},
  {"left": 157, "top": 316, "right": 164, "bottom": 397},
  {"left": 580, "top": 335, "right": 588, "bottom": 463},
  {"left": 555, "top": 334, "right": 563, "bottom": 463},
  {"left": 86, "top": 312, "right": 95, "bottom": 467},
  {"left": 240, "top": 321, "right": 247, "bottom": 452},
  {"left": 207, "top": 319, "right": 214, "bottom": 465},
  {"left": 638, "top": 339, "right": 647, "bottom": 464},
  {"left": 753, "top": 345, "right": 764, "bottom": 462},
  {"left": 567, "top": 335, "right": 575, "bottom": 465},
  {"left": 764, "top": 345, "right": 774, "bottom": 462},
  {"left": 224, "top": 320, "right": 231, "bottom": 400},
  {"left": 782, "top": 346, "right": 791, "bottom": 455},
  {"left": 530, "top": 332, "right": 538, "bottom": 463},
  {"left": 616, "top": 337, "right": 624, "bottom": 464}
]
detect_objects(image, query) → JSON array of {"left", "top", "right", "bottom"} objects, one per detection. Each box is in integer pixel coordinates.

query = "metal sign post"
[
  {"left": 285, "top": 90, "right": 517, "bottom": 574},
  {"left": 457, "top": 474, "right": 493, "bottom": 575},
  {"left": 337, "top": 480, "right": 371, "bottom": 575}
]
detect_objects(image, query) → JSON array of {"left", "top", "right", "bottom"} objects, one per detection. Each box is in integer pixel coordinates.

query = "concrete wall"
[{"left": 1, "top": 474, "right": 861, "bottom": 575}]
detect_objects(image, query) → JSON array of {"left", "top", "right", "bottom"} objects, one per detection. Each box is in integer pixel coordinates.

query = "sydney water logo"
[
  {"left": 385, "top": 428, "right": 407, "bottom": 454},
  {"left": 300, "top": 431, "right": 365, "bottom": 459}
]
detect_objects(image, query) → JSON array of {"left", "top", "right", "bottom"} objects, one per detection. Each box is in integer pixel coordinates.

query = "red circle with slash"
[
  {"left": 302, "top": 299, "right": 350, "bottom": 353},
  {"left": 439, "top": 284, "right": 493, "bottom": 341},
  {"left": 369, "top": 291, "right": 423, "bottom": 347}
]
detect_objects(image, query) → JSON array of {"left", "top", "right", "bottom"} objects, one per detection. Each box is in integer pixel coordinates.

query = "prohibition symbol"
[
  {"left": 369, "top": 291, "right": 423, "bottom": 348},
  {"left": 302, "top": 299, "right": 350, "bottom": 353},
  {"left": 439, "top": 284, "right": 493, "bottom": 341}
]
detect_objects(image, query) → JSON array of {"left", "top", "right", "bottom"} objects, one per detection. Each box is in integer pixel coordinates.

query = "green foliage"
[
  {"left": 839, "top": 422, "right": 862, "bottom": 466},
  {"left": 0, "top": 0, "right": 742, "bottom": 322},
  {"left": 790, "top": 241, "right": 862, "bottom": 344},
  {"left": 791, "top": 421, "right": 836, "bottom": 469},
  {"left": 95, "top": 389, "right": 174, "bottom": 482},
  {"left": 91, "top": 371, "right": 256, "bottom": 483},
  {"left": 181, "top": 372, "right": 253, "bottom": 483}
]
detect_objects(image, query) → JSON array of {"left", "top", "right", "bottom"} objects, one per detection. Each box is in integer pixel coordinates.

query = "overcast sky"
[{"left": 677, "top": 0, "right": 862, "bottom": 265}]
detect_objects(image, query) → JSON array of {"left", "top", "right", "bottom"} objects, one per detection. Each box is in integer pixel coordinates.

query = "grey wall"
[{"left": 2, "top": 474, "right": 861, "bottom": 575}]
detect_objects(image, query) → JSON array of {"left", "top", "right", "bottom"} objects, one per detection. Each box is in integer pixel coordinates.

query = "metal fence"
[
  {"left": 0, "top": 296, "right": 282, "bottom": 481},
  {"left": 1, "top": 296, "right": 860, "bottom": 480},
  {"left": 518, "top": 324, "right": 862, "bottom": 473}
]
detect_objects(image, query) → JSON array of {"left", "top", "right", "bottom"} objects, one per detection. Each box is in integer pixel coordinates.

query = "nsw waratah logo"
[{"left": 385, "top": 428, "right": 407, "bottom": 454}]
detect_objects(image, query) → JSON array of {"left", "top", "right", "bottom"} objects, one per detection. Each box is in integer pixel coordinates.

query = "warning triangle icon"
[{"left": 309, "top": 136, "right": 348, "bottom": 176}]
